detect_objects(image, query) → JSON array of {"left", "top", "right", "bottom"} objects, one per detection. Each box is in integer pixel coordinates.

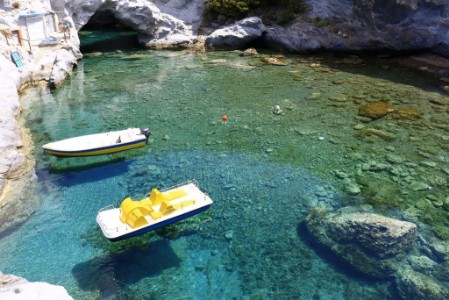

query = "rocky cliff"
[
  {"left": 62, "top": 0, "right": 449, "bottom": 55},
  {"left": 266, "top": 0, "right": 449, "bottom": 56}
]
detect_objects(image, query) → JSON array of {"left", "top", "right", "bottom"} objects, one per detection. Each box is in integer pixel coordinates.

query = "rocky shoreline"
[
  {"left": 1, "top": 0, "right": 449, "bottom": 298},
  {"left": 0, "top": 272, "right": 73, "bottom": 299}
]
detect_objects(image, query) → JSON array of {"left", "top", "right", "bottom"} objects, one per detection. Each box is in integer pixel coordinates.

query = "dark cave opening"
[{"left": 79, "top": 10, "right": 141, "bottom": 53}]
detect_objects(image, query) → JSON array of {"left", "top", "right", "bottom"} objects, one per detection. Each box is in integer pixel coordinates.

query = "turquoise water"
[{"left": 1, "top": 30, "right": 448, "bottom": 299}]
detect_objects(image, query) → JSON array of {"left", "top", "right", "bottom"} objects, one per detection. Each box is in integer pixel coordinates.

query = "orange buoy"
[{"left": 222, "top": 115, "right": 228, "bottom": 122}]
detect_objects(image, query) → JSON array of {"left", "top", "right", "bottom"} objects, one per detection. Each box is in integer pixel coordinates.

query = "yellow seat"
[
  {"left": 159, "top": 200, "right": 176, "bottom": 215},
  {"left": 149, "top": 188, "right": 164, "bottom": 205},
  {"left": 149, "top": 187, "right": 188, "bottom": 206},
  {"left": 159, "top": 199, "right": 196, "bottom": 215},
  {"left": 162, "top": 188, "right": 188, "bottom": 201},
  {"left": 120, "top": 197, "right": 154, "bottom": 228},
  {"left": 149, "top": 210, "right": 162, "bottom": 220}
]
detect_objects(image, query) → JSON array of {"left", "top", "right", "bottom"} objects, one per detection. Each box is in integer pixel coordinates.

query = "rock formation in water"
[
  {"left": 305, "top": 207, "right": 449, "bottom": 298},
  {"left": 305, "top": 208, "right": 417, "bottom": 278}
]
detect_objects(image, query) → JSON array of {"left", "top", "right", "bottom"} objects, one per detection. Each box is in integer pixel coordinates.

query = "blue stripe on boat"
[
  {"left": 107, "top": 205, "right": 211, "bottom": 242},
  {"left": 48, "top": 138, "right": 146, "bottom": 154}
]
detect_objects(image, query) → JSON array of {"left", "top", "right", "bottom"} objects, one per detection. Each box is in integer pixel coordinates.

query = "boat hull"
[
  {"left": 42, "top": 128, "right": 150, "bottom": 158},
  {"left": 44, "top": 140, "right": 147, "bottom": 157},
  {"left": 104, "top": 204, "right": 211, "bottom": 242}
]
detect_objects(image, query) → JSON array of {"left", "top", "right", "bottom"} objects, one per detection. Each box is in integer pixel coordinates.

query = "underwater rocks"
[
  {"left": 390, "top": 108, "right": 422, "bottom": 120},
  {"left": 396, "top": 266, "right": 449, "bottom": 300},
  {"left": 305, "top": 208, "right": 417, "bottom": 278},
  {"left": 261, "top": 56, "right": 288, "bottom": 66},
  {"left": 240, "top": 48, "right": 258, "bottom": 56},
  {"left": 358, "top": 102, "right": 422, "bottom": 123},
  {"left": 354, "top": 127, "right": 396, "bottom": 141},
  {"left": 358, "top": 102, "right": 394, "bottom": 119},
  {"left": 0, "top": 272, "right": 73, "bottom": 299}
]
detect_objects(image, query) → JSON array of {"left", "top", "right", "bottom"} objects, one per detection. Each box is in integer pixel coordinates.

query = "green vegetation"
[
  {"left": 310, "top": 17, "right": 330, "bottom": 27},
  {"left": 204, "top": 0, "right": 306, "bottom": 24}
]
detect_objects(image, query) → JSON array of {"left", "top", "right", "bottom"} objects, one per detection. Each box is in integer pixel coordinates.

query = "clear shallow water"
[{"left": 1, "top": 30, "right": 448, "bottom": 299}]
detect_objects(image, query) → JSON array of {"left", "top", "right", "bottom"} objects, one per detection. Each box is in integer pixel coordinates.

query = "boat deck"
[{"left": 44, "top": 128, "right": 144, "bottom": 152}]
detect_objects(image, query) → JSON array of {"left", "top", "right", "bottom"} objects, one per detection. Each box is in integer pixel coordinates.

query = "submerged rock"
[
  {"left": 396, "top": 266, "right": 449, "bottom": 300},
  {"left": 343, "top": 181, "right": 361, "bottom": 195},
  {"left": 354, "top": 127, "right": 396, "bottom": 141},
  {"left": 358, "top": 102, "right": 394, "bottom": 119},
  {"left": 261, "top": 56, "right": 288, "bottom": 66},
  {"left": 240, "top": 48, "right": 258, "bottom": 56},
  {"left": 391, "top": 108, "right": 422, "bottom": 120},
  {"left": 305, "top": 208, "right": 417, "bottom": 278}
]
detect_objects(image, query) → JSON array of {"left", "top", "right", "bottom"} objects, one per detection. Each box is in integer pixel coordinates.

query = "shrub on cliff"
[{"left": 205, "top": 0, "right": 305, "bottom": 24}]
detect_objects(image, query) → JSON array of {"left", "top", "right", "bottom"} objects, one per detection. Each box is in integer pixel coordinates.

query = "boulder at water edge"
[{"left": 305, "top": 208, "right": 417, "bottom": 278}]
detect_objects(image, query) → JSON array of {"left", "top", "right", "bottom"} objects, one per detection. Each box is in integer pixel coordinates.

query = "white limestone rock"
[
  {"left": 48, "top": 47, "right": 82, "bottom": 88},
  {"left": 0, "top": 273, "right": 73, "bottom": 300},
  {"left": 67, "top": 0, "right": 197, "bottom": 49},
  {"left": 65, "top": 0, "right": 106, "bottom": 30},
  {"left": 152, "top": 0, "right": 204, "bottom": 32},
  {"left": 205, "top": 17, "right": 266, "bottom": 50},
  {"left": 112, "top": 0, "right": 196, "bottom": 48}
]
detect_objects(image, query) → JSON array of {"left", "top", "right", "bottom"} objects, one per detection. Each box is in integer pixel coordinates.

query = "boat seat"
[
  {"left": 149, "top": 187, "right": 188, "bottom": 205},
  {"left": 149, "top": 210, "right": 162, "bottom": 220},
  {"left": 159, "top": 199, "right": 196, "bottom": 215},
  {"left": 119, "top": 197, "right": 154, "bottom": 228},
  {"left": 159, "top": 201, "right": 176, "bottom": 215}
]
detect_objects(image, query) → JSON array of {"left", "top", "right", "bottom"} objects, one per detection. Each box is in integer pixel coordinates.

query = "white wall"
[{"left": 18, "top": 13, "right": 56, "bottom": 41}]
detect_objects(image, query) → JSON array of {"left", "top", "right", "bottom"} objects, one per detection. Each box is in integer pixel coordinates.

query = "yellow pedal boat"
[{"left": 96, "top": 181, "right": 213, "bottom": 241}]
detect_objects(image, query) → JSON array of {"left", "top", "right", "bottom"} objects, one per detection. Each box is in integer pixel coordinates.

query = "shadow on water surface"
[
  {"left": 72, "top": 239, "right": 180, "bottom": 298},
  {"left": 37, "top": 157, "right": 131, "bottom": 187}
]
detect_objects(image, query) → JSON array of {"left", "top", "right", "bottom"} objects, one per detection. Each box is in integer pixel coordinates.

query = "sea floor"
[{"left": 0, "top": 29, "right": 448, "bottom": 299}]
